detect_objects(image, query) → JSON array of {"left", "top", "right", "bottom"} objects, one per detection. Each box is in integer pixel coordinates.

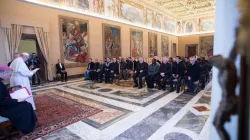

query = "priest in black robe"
[{"left": 0, "top": 66, "right": 38, "bottom": 134}]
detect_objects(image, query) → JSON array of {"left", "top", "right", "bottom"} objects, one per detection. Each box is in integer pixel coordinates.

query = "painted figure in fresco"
[
  {"left": 64, "top": 0, "right": 74, "bottom": 6},
  {"left": 155, "top": 14, "right": 161, "bottom": 29},
  {"left": 77, "top": 0, "right": 89, "bottom": 9},
  {"left": 176, "top": 21, "right": 181, "bottom": 34},
  {"left": 105, "top": 37, "right": 113, "bottom": 58},
  {"left": 149, "top": 36, "right": 157, "bottom": 57},
  {"left": 186, "top": 22, "right": 194, "bottom": 33},
  {"left": 123, "top": 7, "right": 142, "bottom": 23}
]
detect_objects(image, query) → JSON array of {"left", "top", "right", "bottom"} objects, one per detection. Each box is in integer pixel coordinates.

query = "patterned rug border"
[
  {"left": 34, "top": 88, "right": 132, "bottom": 130},
  {"left": 20, "top": 92, "right": 102, "bottom": 140}
]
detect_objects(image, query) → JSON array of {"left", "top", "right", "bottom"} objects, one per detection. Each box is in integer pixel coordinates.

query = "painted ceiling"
[{"left": 141, "top": 0, "right": 216, "bottom": 20}]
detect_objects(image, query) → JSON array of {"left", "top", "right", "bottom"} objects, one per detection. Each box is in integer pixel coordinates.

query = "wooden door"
[{"left": 188, "top": 46, "right": 197, "bottom": 57}]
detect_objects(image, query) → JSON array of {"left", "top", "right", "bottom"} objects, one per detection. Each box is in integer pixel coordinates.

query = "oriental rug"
[{"left": 17, "top": 93, "right": 102, "bottom": 140}]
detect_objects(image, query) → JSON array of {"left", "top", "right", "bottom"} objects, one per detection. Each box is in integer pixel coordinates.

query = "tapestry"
[
  {"left": 120, "top": 0, "right": 144, "bottom": 24},
  {"left": 161, "top": 35, "right": 169, "bottom": 57},
  {"left": 172, "top": 43, "right": 177, "bottom": 57},
  {"left": 59, "top": 16, "right": 88, "bottom": 64},
  {"left": 200, "top": 36, "right": 214, "bottom": 58},
  {"left": 154, "top": 13, "right": 162, "bottom": 29},
  {"left": 148, "top": 32, "right": 157, "bottom": 57},
  {"left": 103, "top": 24, "right": 121, "bottom": 58},
  {"left": 16, "top": 93, "right": 102, "bottom": 140},
  {"left": 131, "top": 29, "right": 143, "bottom": 57}
]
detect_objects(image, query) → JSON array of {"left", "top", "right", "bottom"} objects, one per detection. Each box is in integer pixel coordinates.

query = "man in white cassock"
[{"left": 9, "top": 52, "right": 39, "bottom": 110}]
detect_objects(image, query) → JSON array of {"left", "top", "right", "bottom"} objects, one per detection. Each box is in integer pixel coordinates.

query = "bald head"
[
  {"left": 154, "top": 56, "right": 158, "bottom": 60},
  {"left": 0, "top": 66, "right": 12, "bottom": 80},
  {"left": 163, "top": 57, "right": 169, "bottom": 64},
  {"left": 138, "top": 57, "right": 144, "bottom": 63}
]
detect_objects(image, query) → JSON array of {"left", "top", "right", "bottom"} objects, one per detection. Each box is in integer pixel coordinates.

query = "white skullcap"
[{"left": 22, "top": 52, "right": 29, "bottom": 56}]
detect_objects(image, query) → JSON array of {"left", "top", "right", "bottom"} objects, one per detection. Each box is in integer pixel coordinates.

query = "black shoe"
[
  {"left": 158, "top": 87, "right": 162, "bottom": 90},
  {"left": 133, "top": 85, "right": 138, "bottom": 88},
  {"left": 176, "top": 90, "right": 180, "bottom": 93},
  {"left": 169, "top": 88, "right": 174, "bottom": 92},
  {"left": 162, "top": 88, "right": 166, "bottom": 91},
  {"left": 138, "top": 86, "right": 142, "bottom": 89},
  {"left": 99, "top": 81, "right": 102, "bottom": 83}
]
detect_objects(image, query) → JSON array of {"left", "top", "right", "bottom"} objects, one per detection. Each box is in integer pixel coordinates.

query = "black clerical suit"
[
  {"left": 27, "top": 56, "right": 40, "bottom": 85},
  {"left": 155, "top": 62, "right": 171, "bottom": 90},
  {"left": 146, "top": 63, "right": 159, "bottom": 88},
  {"left": 84, "top": 62, "right": 94, "bottom": 80},
  {"left": 0, "top": 80, "right": 37, "bottom": 133},
  {"left": 100, "top": 62, "right": 111, "bottom": 83},
  {"left": 123, "top": 60, "right": 133, "bottom": 80},
  {"left": 199, "top": 61, "right": 208, "bottom": 89},
  {"left": 110, "top": 62, "right": 119, "bottom": 83},
  {"left": 90, "top": 62, "right": 100, "bottom": 81},
  {"left": 169, "top": 61, "right": 185, "bottom": 93},
  {"left": 56, "top": 63, "right": 68, "bottom": 81},
  {"left": 119, "top": 61, "right": 127, "bottom": 80},
  {"left": 133, "top": 62, "right": 148, "bottom": 88},
  {"left": 185, "top": 62, "right": 201, "bottom": 93}
]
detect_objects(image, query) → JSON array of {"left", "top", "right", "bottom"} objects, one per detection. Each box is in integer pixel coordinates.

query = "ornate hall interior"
[{"left": 0, "top": 0, "right": 249, "bottom": 140}]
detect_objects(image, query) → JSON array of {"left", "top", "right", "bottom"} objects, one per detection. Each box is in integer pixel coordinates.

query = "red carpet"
[{"left": 19, "top": 93, "right": 102, "bottom": 140}]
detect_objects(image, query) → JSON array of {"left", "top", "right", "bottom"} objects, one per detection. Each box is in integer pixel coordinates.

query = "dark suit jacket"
[
  {"left": 172, "top": 61, "right": 185, "bottom": 77},
  {"left": 136, "top": 62, "right": 148, "bottom": 75},
  {"left": 158, "top": 63, "right": 171, "bottom": 76},
  {"left": 187, "top": 62, "right": 201, "bottom": 82},
  {"left": 56, "top": 63, "right": 66, "bottom": 74},
  {"left": 87, "top": 62, "right": 95, "bottom": 71},
  {"left": 110, "top": 62, "right": 119, "bottom": 74}
]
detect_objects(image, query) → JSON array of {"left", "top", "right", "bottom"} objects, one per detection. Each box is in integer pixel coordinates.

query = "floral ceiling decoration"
[{"left": 21, "top": 0, "right": 215, "bottom": 36}]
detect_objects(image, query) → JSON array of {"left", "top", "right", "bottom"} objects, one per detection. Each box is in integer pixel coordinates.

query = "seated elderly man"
[
  {"left": 0, "top": 66, "right": 38, "bottom": 135},
  {"left": 155, "top": 57, "right": 171, "bottom": 90},
  {"left": 109, "top": 58, "right": 119, "bottom": 84},
  {"left": 146, "top": 59, "right": 159, "bottom": 89},
  {"left": 185, "top": 57, "right": 201, "bottom": 94},
  {"left": 84, "top": 58, "right": 94, "bottom": 80},
  {"left": 119, "top": 58, "right": 127, "bottom": 80},
  {"left": 133, "top": 57, "right": 148, "bottom": 89}
]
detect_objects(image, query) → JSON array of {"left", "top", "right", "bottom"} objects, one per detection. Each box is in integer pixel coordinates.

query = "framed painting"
[
  {"left": 130, "top": 29, "right": 143, "bottom": 58},
  {"left": 200, "top": 36, "right": 214, "bottom": 58},
  {"left": 119, "top": 0, "right": 144, "bottom": 24},
  {"left": 102, "top": 24, "right": 121, "bottom": 59},
  {"left": 161, "top": 35, "right": 169, "bottom": 57},
  {"left": 148, "top": 32, "right": 157, "bottom": 57},
  {"left": 59, "top": 15, "right": 89, "bottom": 68}
]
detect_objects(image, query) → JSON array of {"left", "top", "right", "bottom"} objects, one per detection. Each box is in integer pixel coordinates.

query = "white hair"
[{"left": 21, "top": 52, "right": 29, "bottom": 57}]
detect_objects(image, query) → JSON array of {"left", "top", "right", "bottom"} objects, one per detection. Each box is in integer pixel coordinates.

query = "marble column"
[{"left": 211, "top": 0, "right": 240, "bottom": 140}]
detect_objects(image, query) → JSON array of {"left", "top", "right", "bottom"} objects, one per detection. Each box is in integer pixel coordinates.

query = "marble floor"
[{"left": 32, "top": 78, "right": 212, "bottom": 140}]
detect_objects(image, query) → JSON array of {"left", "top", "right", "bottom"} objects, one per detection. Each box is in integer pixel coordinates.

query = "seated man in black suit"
[
  {"left": 100, "top": 58, "right": 111, "bottom": 83},
  {"left": 56, "top": 59, "right": 68, "bottom": 82},
  {"left": 119, "top": 58, "right": 127, "bottom": 80},
  {"left": 84, "top": 58, "right": 94, "bottom": 80},
  {"left": 185, "top": 57, "right": 201, "bottom": 94},
  {"left": 97, "top": 60, "right": 105, "bottom": 82},
  {"left": 155, "top": 57, "right": 171, "bottom": 90},
  {"left": 169, "top": 56, "right": 185, "bottom": 93},
  {"left": 123, "top": 57, "right": 133, "bottom": 80},
  {"left": 146, "top": 59, "right": 159, "bottom": 89},
  {"left": 199, "top": 57, "right": 208, "bottom": 89},
  {"left": 90, "top": 59, "right": 100, "bottom": 81},
  {"left": 133, "top": 57, "right": 148, "bottom": 89},
  {"left": 110, "top": 58, "right": 119, "bottom": 84}
]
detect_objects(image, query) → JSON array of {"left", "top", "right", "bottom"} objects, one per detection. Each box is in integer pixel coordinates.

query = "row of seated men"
[{"left": 83, "top": 56, "right": 212, "bottom": 94}]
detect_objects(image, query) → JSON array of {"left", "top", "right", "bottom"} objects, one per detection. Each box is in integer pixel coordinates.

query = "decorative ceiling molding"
[{"left": 141, "top": 0, "right": 215, "bottom": 20}]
